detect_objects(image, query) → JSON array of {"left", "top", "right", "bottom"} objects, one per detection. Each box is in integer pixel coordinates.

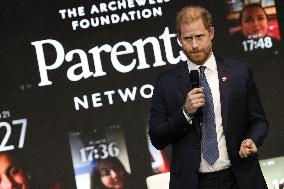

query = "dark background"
[{"left": 0, "top": 0, "right": 283, "bottom": 188}]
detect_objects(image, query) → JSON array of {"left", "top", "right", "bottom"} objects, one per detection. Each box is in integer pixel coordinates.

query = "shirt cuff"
[{"left": 182, "top": 109, "right": 193, "bottom": 124}]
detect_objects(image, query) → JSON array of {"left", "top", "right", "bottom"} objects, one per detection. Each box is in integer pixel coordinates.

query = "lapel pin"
[{"left": 221, "top": 76, "right": 227, "bottom": 82}]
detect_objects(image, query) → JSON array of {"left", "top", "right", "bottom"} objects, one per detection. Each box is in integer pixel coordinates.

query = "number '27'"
[{"left": 0, "top": 119, "right": 27, "bottom": 152}]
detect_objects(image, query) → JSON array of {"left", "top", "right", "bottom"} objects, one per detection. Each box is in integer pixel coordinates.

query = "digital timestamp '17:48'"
[{"left": 242, "top": 36, "right": 273, "bottom": 52}]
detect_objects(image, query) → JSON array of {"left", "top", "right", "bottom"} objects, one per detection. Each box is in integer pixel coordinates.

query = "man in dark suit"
[{"left": 149, "top": 5, "right": 269, "bottom": 189}]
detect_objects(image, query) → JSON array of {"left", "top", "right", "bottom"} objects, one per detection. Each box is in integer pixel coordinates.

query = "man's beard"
[{"left": 184, "top": 47, "right": 212, "bottom": 65}]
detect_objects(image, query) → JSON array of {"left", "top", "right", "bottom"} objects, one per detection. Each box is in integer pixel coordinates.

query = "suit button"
[
  {"left": 193, "top": 170, "right": 198, "bottom": 176},
  {"left": 196, "top": 147, "right": 201, "bottom": 152}
]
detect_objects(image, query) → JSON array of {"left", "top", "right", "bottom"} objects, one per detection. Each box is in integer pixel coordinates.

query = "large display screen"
[
  {"left": 69, "top": 125, "right": 131, "bottom": 189},
  {"left": 0, "top": 1, "right": 283, "bottom": 188},
  {"left": 226, "top": 0, "right": 281, "bottom": 53}
]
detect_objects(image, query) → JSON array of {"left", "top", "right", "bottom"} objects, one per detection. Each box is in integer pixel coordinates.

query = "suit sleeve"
[
  {"left": 247, "top": 68, "right": 269, "bottom": 148},
  {"left": 148, "top": 75, "right": 191, "bottom": 150}
]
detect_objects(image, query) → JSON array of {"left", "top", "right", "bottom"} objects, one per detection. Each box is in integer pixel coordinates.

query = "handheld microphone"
[
  {"left": 189, "top": 70, "right": 202, "bottom": 118},
  {"left": 189, "top": 70, "right": 199, "bottom": 88}
]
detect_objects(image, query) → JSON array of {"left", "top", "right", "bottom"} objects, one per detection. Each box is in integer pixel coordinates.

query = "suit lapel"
[
  {"left": 216, "top": 57, "right": 230, "bottom": 133},
  {"left": 177, "top": 61, "right": 192, "bottom": 102},
  {"left": 177, "top": 61, "right": 202, "bottom": 140}
]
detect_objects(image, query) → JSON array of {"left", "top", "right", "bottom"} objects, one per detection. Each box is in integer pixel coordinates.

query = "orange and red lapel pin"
[{"left": 221, "top": 76, "right": 227, "bottom": 82}]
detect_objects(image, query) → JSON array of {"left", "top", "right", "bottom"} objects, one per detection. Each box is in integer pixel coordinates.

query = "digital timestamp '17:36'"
[
  {"left": 0, "top": 119, "right": 27, "bottom": 152},
  {"left": 79, "top": 142, "right": 120, "bottom": 162}
]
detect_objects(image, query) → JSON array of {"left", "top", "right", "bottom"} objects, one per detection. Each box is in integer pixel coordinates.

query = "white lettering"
[
  {"left": 133, "top": 36, "right": 165, "bottom": 69},
  {"left": 90, "top": 18, "right": 99, "bottom": 27},
  {"left": 70, "top": 7, "right": 163, "bottom": 30},
  {"left": 111, "top": 42, "right": 136, "bottom": 73},
  {"left": 73, "top": 84, "right": 155, "bottom": 110},
  {"left": 88, "top": 44, "right": 112, "bottom": 77},
  {"left": 108, "top": 2, "right": 117, "bottom": 11},
  {"left": 128, "top": 11, "right": 136, "bottom": 20},
  {"left": 78, "top": 6, "right": 85, "bottom": 16},
  {"left": 117, "top": 0, "right": 127, "bottom": 9},
  {"left": 90, "top": 5, "right": 100, "bottom": 14},
  {"left": 92, "top": 93, "right": 103, "bottom": 107},
  {"left": 141, "top": 9, "right": 152, "bottom": 18},
  {"left": 120, "top": 13, "right": 130, "bottom": 22},
  {"left": 140, "top": 84, "right": 154, "bottom": 98},
  {"left": 100, "top": 15, "right": 110, "bottom": 25},
  {"left": 118, "top": 87, "right": 137, "bottom": 102},
  {"left": 104, "top": 90, "right": 115, "bottom": 105},
  {"left": 135, "top": 0, "right": 147, "bottom": 6},
  {"left": 32, "top": 27, "right": 180, "bottom": 86},
  {"left": 65, "top": 49, "right": 93, "bottom": 81},
  {"left": 31, "top": 39, "right": 65, "bottom": 86},
  {"left": 152, "top": 7, "right": 162, "bottom": 17},
  {"left": 80, "top": 19, "right": 90, "bottom": 29},
  {"left": 159, "top": 27, "right": 180, "bottom": 64},
  {"left": 74, "top": 95, "right": 89, "bottom": 110},
  {"left": 111, "top": 14, "right": 120, "bottom": 23},
  {"left": 100, "top": 3, "right": 108, "bottom": 13},
  {"left": 127, "top": 0, "right": 135, "bottom": 8},
  {"left": 72, "top": 20, "right": 79, "bottom": 30},
  {"left": 58, "top": 9, "right": 67, "bottom": 19},
  {"left": 68, "top": 8, "right": 78, "bottom": 18}
]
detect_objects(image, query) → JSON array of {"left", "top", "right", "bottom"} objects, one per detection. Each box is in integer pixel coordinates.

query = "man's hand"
[
  {"left": 184, "top": 88, "right": 205, "bottom": 114},
  {"left": 239, "top": 139, "right": 257, "bottom": 158}
]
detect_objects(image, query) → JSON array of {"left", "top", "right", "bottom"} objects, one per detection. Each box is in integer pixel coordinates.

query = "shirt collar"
[{"left": 187, "top": 53, "right": 217, "bottom": 72}]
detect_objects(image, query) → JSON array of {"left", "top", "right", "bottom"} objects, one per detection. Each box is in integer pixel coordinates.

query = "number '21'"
[{"left": 0, "top": 119, "right": 27, "bottom": 151}]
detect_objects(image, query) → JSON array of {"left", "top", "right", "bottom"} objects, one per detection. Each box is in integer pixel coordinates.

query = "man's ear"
[
  {"left": 177, "top": 34, "right": 182, "bottom": 47},
  {"left": 209, "top": 27, "right": 215, "bottom": 40}
]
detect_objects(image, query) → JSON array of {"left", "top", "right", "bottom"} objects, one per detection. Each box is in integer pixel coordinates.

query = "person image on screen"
[
  {"left": 149, "top": 5, "right": 269, "bottom": 189},
  {"left": 0, "top": 152, "right": 31, "bottom": 189},
  {"left": 230, "top": 3, "right": 282, "bottom": 56},
  {"left": 90, "top": 157, "right": 131, "bottom": 189},
  {"left": 49, "top": 180, "right": 66, "bottom": 189},
  {"left": 240, "top": 3, "right": 269, "bottom": 39}
]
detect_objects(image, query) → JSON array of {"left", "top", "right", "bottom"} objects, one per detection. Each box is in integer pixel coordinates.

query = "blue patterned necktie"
[{"left": 199, "top": 66, "right": 219, "bottom": 165}]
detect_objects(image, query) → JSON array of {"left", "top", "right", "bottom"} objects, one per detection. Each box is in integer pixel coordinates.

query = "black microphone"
[
  {"left": 189, "top": 70, "right": 199, "bottom": 88},
  {"left": 189, "top": 70, "right": 202, "bottom": 118}
]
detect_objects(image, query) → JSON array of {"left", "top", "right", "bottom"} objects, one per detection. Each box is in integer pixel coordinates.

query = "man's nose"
[
  {"left": 0, "top": 175, "right": 13, "bottom": 189},
  {"left": 191, "top": 38, "right": 199, "bottom": 48}
]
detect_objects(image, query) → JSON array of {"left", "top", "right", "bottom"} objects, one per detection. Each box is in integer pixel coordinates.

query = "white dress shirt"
[{"left": 185, "top": 53, "right": 231, "bottom": 173}]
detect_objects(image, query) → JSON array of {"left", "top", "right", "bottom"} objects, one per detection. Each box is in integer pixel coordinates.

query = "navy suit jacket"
[{"left": 149, "top": 57, "right": 269, "bottom": 189}]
